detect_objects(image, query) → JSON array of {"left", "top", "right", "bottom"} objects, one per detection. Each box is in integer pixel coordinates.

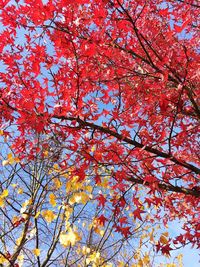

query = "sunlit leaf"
[
  {"left": 42, "top": 210, "right": 56, "bottom": 223},
  {"left": 49, "top": 193, "right": 57, "bottom": 207},
  {"left": 59, "top": 227, "right": 81, "bottom": 247},
  {"left": 33, "top": 248, "right": 40, "bottom": 257}
]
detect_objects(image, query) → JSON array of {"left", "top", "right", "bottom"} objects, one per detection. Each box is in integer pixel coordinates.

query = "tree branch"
[{"left": 53, "top": 115, "right": 200, "bottom": 175}]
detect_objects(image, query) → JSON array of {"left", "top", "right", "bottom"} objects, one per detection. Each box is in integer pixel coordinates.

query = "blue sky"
[{"left": 0, "top": 0, "right": 199, "bottom": 266}]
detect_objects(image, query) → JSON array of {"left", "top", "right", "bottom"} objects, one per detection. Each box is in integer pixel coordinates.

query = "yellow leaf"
[
  {"left": 42, "top": 210, "right": 56, "bottom": 223},
  {"left": 177, "top": 254, "right": 183, "bottom": 267},
  {"left": 18, "top": 188, "right": 23, "bottom": 194},
  {"left": 103, "top": 263, "right": 112, "bottom": 267},
  {"left": 33, "top": 248, "right": 40, "bottom": 257},
  {"left": 2, "top": 160, "right": 9, "bottom": 166},
  {"left": 94, "top": 227, "right": 104, "bottom": 237},
  {"left": 59, "top": 228, "right": 81, "bottom": 247},
  {"left": 91, "top": 145, "right": 96, "bottom": 152},
  {"left": 143, "top": 253, "right": 150, "bottom": 264},
  {"left": 12, "top": 216, "right": 20, "bottom": 224},
  {"left": 65, "top": 221, "right": 70, "bottom": 230},
  {"left": 1, "top": 189, "right": 8, "bottom": 198},
  {"left": 162, "top": 231, "right": 169, "bottom": 237},
  {"left": 15, "top": 157, "right": 20, "bottom": 163},
  {"left": 138, "top": 259, "right": 143, "bottom": 267},
  {"left": 53, "top": 178, "right": 62, "bottom": 189},
  {"left": 17, "top": 254, "right": 24, "bottom": 267},
  {"left": 34, "top": 211, "right": 40, "bottom": 219},
  {"left": 7, "top": 153, "right": 15, "bottom": 164},
  {"left": 0, "top": 255, "right": 7, "bottom": 264},
  {"left": 53, "top": 164, "right": 59, "bottom": 171},
  {"left": 49, "top": 193, "right": 57, "bottom": 207},
  {"left": 43, "top": 150, "right": 48, "bottom": 157},
  {"left": 16, "top": 236, "right": 23, "bottom": 246},
  {"left": 160, "top": 234, "right": 168, "bottom": 245},
  {"left": 99, "top": 177, "right": 109, "bottom": 189},
  {"left": 86, "top": 251, "right": 101, "bottom": 265},
  {"left": 66, "top": 176, "right": 82, "bottom": 192},
  {"left": 69, "top": 192, "right": 89, "bottom": 205},
  {"left": 0, "top": 198, "right": 4, "bottom": 207},
  {"left": 20, "top": 198, "right": 32, "bottom": 213},
  {"left": 150, "top": 229, "right": 154, "bottom": 242},
  {"left": 85, "top": 185, "right": 93, "bottom": 193},
  {"left": 82, "top": 246, "right": 91, "bottom": 255},
  {"left": 65, "top": 207, "right": 72, "bottom": 222}
]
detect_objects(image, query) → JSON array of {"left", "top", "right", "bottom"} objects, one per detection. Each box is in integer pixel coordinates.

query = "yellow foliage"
[
  {"left": 66, "top": 176, "right": 82, "bottom": 192},
  {"left": 69, "top": 191, "right": 89, "bottom": 205},
  {"left": 85, "top": 185, "right": 93, "bottom": 193},
  {"left": 143, "top": 253, "right": 150, "bottom": 265},
  {"left": 160, "top": 233, "right": 168, "bottom": 245},
  {"left": 17, "top": 254, "right": 24, "bottom": 267},
  {"left": 0, "top": 189, "right": 9, "bottom": 207},
  {"left": 86, "top": 251, "right": 101, "bottom": 266},
  {"left": 34, "top": 211, "right": 40, "bottom": 219},
  {"left": 18, "top": 188, "right": 24, "bottom": 194},
  {"left": 12, "top": 216, "right": 20, "bottom": 224},
  {"left": 53, "top": 164, "right": 59, "bottom": 171},
  {"left": 2, "top": 153, "right": 20, "bottom": 166},
  {"left": 16, "top": 235, "right": 23, "bottom": 246},
  {"left": 82, "top": 246, "right": 91, "bottom": 255},
  {"left": 43, "top": 150, "right": 48, "bottom": 157},
  {"left": 0, "top": 255, "right": 8, "bottom": 264},
  {"left": 102, "top": 263, "right": 112, "bottom": 267},
  {"left": 134, "top": 252, "right": 140, "bottom": 260},
  {"left": 20, "top": 198, "right": 32, "bottom": 214},
  {"left": 49, "top": 193, "right": 57, "bottom": 206},
  {"left": 162, "top": 232, "right": 169, "bottom": 237},
  {"left": 53, "top": 178, "right": 62, "bottom": 189},
  {"left": 150, "top": 229, "right": 154, "bottom": 242},
  {"left": 59, "top": 227, "right": 81, "bottom": 247},
  {"left": 94, "top": 226, "right": 104, "bottom": 237},
  {"left": 33, "top": 248, "right": 40, "bottom": 257},
  {"left": 42, "top": 210, "right": 56, "bottom": 223},
  {"left": 91, "top": 145, "right": 96, "bottom": 152},
  {"left": 65, "top": 221, "right": 70, "bottom": 230},
  {"left": 99, "top": 177, "right": 109, "bottom": 189},
  {"left": 177, "top": 254, "right": 183, "bottom": 267},
  {"left": 64, "top": 206, "right": 72, "bottom": 222},
  {"left": 1, "top": 189, "right": 8, "bottom": 198},
  {"left": 0, "top": 198, "right": 4, "bottom": 207}
]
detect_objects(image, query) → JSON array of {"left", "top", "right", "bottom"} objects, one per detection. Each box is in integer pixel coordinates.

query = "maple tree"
[
  {"left": 0, "top": 0, "right": 199, "bottom": 265},
  {"left": 0, "top": 136, "right": 183, "bottom": 266}
]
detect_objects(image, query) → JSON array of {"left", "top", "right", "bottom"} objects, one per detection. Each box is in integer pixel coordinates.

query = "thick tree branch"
[
  {"left": 126, "top": 176, "right": 200, "bottom": 198},
  {"left": 53, "top": 115, "right": 200, "bottom": 176}
]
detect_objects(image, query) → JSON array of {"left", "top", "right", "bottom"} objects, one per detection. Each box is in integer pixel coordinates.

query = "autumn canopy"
[{"left": 0, "top": 0, "right": 199, "bottom": 266}]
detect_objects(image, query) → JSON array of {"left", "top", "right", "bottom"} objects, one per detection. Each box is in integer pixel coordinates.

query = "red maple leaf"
[
  {"left": 120, "top": 226, "right": 131, "bottom": 238},
  {"left": 161, "top": 244, "right": 173, "bottom": 256},
  {"left": 96, "top": 194, "right": 107, "bottom": 207},
  {"left": 119, "top": 216, "right": 128, "bottom": 226},
  {"left": 94, "top": 175, "right": 101, "bottom": 184},
  {"left": 97, "top": 215, "right": 107, "bottom": 226},
  {"left": 132, "top": 208, "right": 145, "bottom": 221}
]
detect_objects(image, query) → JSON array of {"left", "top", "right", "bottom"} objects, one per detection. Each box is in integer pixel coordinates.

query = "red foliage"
[{"left": 0, "top": 0, "right": 199, "bottom": 250}]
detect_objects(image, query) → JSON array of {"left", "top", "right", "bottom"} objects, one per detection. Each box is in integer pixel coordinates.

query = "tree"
[
  {"left": 0, "top": 0, "right": 199, "bottom": 264},
  {"left": 0, "top": 135, "right": 183, "bottom": 266}
]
